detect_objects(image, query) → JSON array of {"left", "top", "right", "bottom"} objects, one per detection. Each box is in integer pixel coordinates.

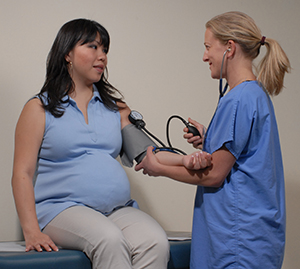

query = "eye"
[
  {"left": 89, "top": 44, "right": 98, "bottom": 49},
  {"left": 102, "top": 47, "right": 108, "bottom": 54},
  {"left": 204, "top": 42, "right": 211, "bottom": 50}
]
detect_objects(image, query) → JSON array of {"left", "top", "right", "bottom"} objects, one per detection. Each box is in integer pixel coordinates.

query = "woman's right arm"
[{"left": 11, "top": 98, "right": 58, "bottom": 252}]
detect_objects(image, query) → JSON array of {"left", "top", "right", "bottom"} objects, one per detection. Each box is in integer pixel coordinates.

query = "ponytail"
[
  {"left": 206, "top": 11, "right": 291, "bottom": 96},
  {"left": 257, "top": 38, "right": 291, "bottom": 95}
]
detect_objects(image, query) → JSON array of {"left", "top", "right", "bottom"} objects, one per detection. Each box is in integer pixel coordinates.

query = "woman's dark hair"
[{"left": 38, "top": 18, "right": 123, "bottom": 117}]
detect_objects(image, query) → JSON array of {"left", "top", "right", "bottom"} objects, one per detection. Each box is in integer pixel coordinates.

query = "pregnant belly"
[{"left": 35, "top": 152, "right": 131, "bottom": 214}]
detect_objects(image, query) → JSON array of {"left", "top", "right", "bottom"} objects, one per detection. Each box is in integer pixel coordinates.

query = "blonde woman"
[{"left": 136, "top": 11, "right": 290, "bottom": 268}]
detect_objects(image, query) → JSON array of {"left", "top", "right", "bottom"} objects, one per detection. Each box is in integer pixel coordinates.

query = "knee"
[
  {"left": 96, "top": 228, "right": 129, "bottom": 251},
  {"left": 152, "top": 231, "right": 170, "bottom": 255},
  {"left": 87, "top": 228, "right": 132, "bottom": 268},
  {"left": 141, "top": 229, "right": 170, "bottom": 256},
  {"left": 132, "top": 230, "right": 170, "bottom": 268}
]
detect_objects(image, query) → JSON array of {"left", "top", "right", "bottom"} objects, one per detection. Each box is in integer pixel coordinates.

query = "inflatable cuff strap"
[{"left": 120, "top": 124, "right": 158, "bottom": 167}]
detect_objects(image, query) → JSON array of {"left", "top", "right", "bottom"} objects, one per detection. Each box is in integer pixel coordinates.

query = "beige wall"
[{"left": 0, "top": 0, "right": 299, "bottom": 267}]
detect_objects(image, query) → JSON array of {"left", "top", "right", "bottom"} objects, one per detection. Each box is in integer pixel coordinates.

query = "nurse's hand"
[
  {"left": 135, "top": 147, "right": 161, "bottom": 177},
  {"left": 183, "top": 118, "right": 205, "bottom": 149},
  {"left": 182, "top": 151, "right": 211, "bottom": 170}
]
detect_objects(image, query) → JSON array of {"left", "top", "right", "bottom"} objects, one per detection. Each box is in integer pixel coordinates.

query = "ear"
[
  {"left": 227, "top": 40, "right": 236, "bottom": 56},
  {"left": 65, "top": 51, "right": 73, "bottom": 63},
  {"left": 65, "top": 54, "right": 71, "bottom": 63}
]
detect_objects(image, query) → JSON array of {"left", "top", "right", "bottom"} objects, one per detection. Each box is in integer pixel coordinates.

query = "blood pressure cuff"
[{"left": 120, "top": 124, "right": 158, "bottom": 167}]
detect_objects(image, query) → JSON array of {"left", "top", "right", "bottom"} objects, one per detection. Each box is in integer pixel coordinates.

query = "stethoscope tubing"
[{"left": 219, "top": 50, "right": 229, "bottom": 99}]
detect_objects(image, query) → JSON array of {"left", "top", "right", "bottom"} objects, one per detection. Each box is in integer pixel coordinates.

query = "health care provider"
[
  {"left": 135, "top": 11, "right": 291, "bottom": 268},
  {"left": 11, "top": 18, "right": 173, "bottom": 269}
]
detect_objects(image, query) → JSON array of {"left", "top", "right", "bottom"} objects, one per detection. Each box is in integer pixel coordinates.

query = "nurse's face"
[{"left": 203, "top": 28, "right": 228, "bottom": 79}]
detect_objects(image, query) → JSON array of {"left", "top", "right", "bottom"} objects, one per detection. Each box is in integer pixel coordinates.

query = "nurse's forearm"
[
  {"left": 153, "top": 162, "right": 218, "bottom": 186},
  {"left": 138, "top": 146, "right": 235, "bottom": 187},
  {"left": 161, "top": 148, "right": 235, "bottom": 187}
]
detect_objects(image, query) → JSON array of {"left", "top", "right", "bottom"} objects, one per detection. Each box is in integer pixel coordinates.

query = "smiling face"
[
  {"left": 203, "top": 28, "right": 228, "bottom": 80},
  {"left": 66, "top": 33, "right": 108, "bottom": 88}
]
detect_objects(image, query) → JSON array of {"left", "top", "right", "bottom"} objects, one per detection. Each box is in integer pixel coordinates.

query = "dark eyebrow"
[{"left": 91, "top": 39, "right": 106, "bottom": 48}]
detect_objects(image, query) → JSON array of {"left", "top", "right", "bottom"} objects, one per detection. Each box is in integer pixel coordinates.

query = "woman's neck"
[
  {"left": 226, "top": 58, "right": 256, "bottom": 89},
  {"left": 229, "top": 76, "right": 256, "bottom": 89},
  {"left": 70, "top": 83, "right": 94, "bottom": 103}
]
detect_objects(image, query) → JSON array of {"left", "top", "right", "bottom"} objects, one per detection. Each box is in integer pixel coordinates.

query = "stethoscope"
[
  {"left": 219, "top": 48, "right": 230, "bottom": 99},
  {"left": 198, "top": 48, "right": 231, "bottom": 148}
]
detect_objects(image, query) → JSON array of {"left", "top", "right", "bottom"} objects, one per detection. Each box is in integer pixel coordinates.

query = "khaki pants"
[{"left": 43, "top": 206, "right": 169, "bottom": 269}]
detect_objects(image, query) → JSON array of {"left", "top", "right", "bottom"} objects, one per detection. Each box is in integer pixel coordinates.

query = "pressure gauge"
[
  {"left": 129, "top": 110, "right": 143, "bottom": 121},
  {"left": 129, "top": 110, "right": 145, "bottom": 129}
]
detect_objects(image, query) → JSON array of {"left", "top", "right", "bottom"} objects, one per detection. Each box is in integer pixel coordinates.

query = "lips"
[{"left": 94, "top": 65, "right": 104, "bottom": 73}]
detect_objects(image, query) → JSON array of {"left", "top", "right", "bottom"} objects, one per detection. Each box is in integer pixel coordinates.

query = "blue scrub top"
[{"left": 190, "top": 81, "right": 286, "bottom": 268}]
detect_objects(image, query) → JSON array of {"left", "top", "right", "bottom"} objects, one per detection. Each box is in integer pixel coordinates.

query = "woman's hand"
[
  {"left": 24, "top": 230, "right": 58, "bottom": 252},
  {"left": 182, "top": 151, "right": 211, "bottom": 170},
  {"left": 183, "top": 118, "right": 205, "bottom": 149}
]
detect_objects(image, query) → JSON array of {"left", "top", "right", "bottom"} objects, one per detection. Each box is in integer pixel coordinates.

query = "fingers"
[
  {"left": 189, "top": 151, "right": 211, "bottom": 170},
  {"left": 205, "top": 152, "right": 212, "bottom": 167},
  {"left": 198, "top": 152, "right": 207, "bottom": 169},
  {"left": 183, "top": 133, "right": 201, "bottom": 143},
  {"left": 28, "top": 243, "right": 58, "bottom": 252},
  {"left": 183, "top": 132, "right": 198, "bottom": 140},
  {"left": 25, "top": 243, "right": 43, "bottom": 252},
  {"left": 135, "top": 162, "right": 142, "bottom": 171},
  {"left": 188, "top": 154, "right": 195, "bottom": 169},
  {"left": 42, "top": 240, "right": 59, "bottom": 252},
  {"left": 200, "top": 151, "right": 212, "bottom": 168},
  {"left": 188, "top": 118, "right": 201, "bottom": 128},
  {"left": 193, "top": 139, "right": 203, "bottom": 149},
  {"left": 183, "top": 120, "right": 204, "bottom": 149},
  {"left": 193, "top": 153, "right": 201, "bottom": 170},
  {"left": 134, "top": 146, "right": 154, "bottom": 172},
  {"left": 25, "top": 238, "right": 59, "bottom": 252},
  {"left": 25, "top": 245, "right": 35, "bottom": 252},
  {"left": 187, "top": 118, "right": 206, "bottom": 137}
]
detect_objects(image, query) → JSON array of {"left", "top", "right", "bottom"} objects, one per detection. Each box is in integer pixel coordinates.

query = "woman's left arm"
[{"left": 117, "top": 102, "right": 131, "bottom": 129}]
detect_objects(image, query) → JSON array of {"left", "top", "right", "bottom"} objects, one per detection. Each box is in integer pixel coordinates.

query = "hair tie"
[{"left": 260, "top": 36, "right": 266, "bottom": 46}]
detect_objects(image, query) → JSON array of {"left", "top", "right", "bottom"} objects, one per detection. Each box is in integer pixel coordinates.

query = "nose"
[
  {"left": 98, "top": 49, "right": 107, "bottom": 61},
  {"left": 203, "top": 50, "right": 208, "bottom": 62}
]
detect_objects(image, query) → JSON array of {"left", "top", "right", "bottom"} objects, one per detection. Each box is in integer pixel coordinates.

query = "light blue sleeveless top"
[{"left": 34, "top": 86, "right": 134, "bottom": 229}]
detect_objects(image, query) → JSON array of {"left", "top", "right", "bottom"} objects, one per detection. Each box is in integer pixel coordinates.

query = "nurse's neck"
[{"left": 226, "top": 58, "right": 256, "bottom": 90}]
